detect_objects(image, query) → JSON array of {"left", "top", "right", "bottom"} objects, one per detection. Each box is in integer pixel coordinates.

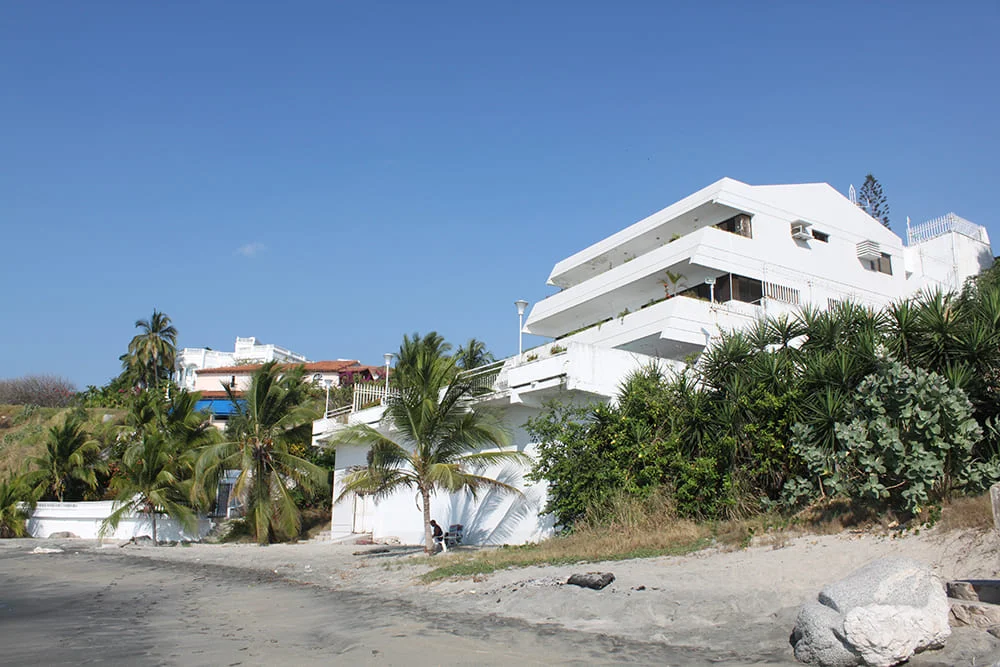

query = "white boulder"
[{"left": 790, "top": 558, "right": 950, "bottom": 666}]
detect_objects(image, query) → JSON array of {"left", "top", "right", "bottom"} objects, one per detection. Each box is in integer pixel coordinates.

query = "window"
[
  {"left": 678, "top": 273, "right": 763, "bottom": 304},
  {"left": 715, "top": 213, "right": 752, "bottom": 239},
  {"left": 866, "top": 252, "right": 892, "bottom": 275},
  {"left": 811, "top": 230, "right": 829, "bottom": 242}
]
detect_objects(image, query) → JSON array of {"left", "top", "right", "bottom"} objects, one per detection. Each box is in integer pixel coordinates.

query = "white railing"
[
  {"left": 352, "top": 383, "right": 398, "bottom": 412},
  {"left": 457, "top": 360, "right": 507, "bottom": 394},
  {"left": 323, "top": 405, "right": 352, "bottom": 423},
  {"left": 907, "top": 213, "right": 988, "bottom": 245}
]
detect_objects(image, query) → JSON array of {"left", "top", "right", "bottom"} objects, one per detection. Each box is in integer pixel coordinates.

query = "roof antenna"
[{"left": 849, "top": 184, "right": 857, "bottom": 205}]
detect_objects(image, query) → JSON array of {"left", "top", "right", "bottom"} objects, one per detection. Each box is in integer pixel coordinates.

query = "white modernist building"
[{"left": 312, "top": 177, "right": 993, "bottom": 547}]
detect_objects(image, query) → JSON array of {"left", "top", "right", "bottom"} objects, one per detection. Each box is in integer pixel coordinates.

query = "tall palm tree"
[
  {"left": 28, "top": 414, "right": 107, "bottom": 502},
  {"left": 455, "top": 338, "right": 495, "bottom": 371},
  {"left": 127, "top": 310, "right": 178, "bottom": 388},
  {"left": 197, "top": 362, "right": 327, "bottom": 544},
  {"left": 333, "top": 332, "right": 526, "bottom": 553},
  {"left": 101, "top": 433, "right": 197, "bottom": 543}
]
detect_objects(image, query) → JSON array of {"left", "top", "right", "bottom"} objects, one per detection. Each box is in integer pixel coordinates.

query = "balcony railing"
[{"left": 456, "top": 360, "right": 507, "bottom": 395}]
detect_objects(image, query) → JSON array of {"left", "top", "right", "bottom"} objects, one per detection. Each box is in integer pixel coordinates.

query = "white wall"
[
  {"left": 329, "top": 405, "right": 556, "bottom": 547},
  {"left": 27, "top": 501, "right": 214, "bottom": 541}
]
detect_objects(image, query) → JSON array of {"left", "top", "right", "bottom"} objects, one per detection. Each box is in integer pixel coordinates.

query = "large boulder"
[{"left": 790, "top": 558, "right": 950, "bottom": 666}]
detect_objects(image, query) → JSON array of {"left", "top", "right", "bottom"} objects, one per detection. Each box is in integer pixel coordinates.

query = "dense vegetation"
[
  {"left": 528, "top": 265, "right": 1000, "bottom": 528},
  {"left": 0, "top": 312, "right": 333, "bottom": 542}
]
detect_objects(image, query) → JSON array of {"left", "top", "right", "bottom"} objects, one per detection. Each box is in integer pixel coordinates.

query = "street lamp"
[
  {"left": 383, "top": 352, "right": 393, "bottom": 400},
  {"left": 322, "top": 378, "right": 333, "bottom": 415},
  {"left": 704, "top": 276, "right": 716, "bottom": 304},
  {"left": 515, "top": 299, "right": 529, "bottom": 358}
]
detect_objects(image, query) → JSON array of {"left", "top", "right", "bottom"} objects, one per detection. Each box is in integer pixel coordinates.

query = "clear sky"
[{"left": 2, "top": 1, "right": 998, "bottom": 388}]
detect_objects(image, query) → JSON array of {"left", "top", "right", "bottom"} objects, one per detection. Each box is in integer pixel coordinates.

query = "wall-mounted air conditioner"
[{"left": 791, "top": 224, "right": 813, "bottom": 240}]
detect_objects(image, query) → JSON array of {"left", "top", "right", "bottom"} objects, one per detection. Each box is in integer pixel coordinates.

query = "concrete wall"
[
  {"left": 330, "top": 405, "right": 557, "bottom": 547},
  {"left": 27, "top": 501, "right": 214, "bottom": 541}
]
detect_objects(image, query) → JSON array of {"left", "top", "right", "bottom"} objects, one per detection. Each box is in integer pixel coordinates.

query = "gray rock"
[
  {"left": 791, "top": 601, "right": 861, "bottom": 667},
  {"left": 791, "top": 558, "right": 951, "bottom": 666},
  {"left": 946, "top": 579, "right": 1000, "bottom": 604},
  {"left": 47, "top": 531, "right": 78, "bottom": 539},
  {"left": 566, "top": 572, "right": 615, "bottom": 590}
]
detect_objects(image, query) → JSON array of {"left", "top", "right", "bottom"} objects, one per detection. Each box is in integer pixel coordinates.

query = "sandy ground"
[{"left": 3, "top": 527, "right": 1000, "bottom": 665}]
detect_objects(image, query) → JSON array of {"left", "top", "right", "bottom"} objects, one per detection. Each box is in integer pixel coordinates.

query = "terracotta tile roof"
[
  {"left": 197, "top": 360, "right": 362, "bottom": 375},
  {"left": 196, "top": 390, "right": 240, "bottom": 399}
]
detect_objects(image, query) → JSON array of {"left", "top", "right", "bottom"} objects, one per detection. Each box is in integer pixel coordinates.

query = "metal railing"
[
  {"left": 323, "top": 405, "right": 352, "bottom": 423},
  {"left": 907, "top": 213, "right": 988, "bottom": 245},
  {"left": 456, "top": 360, "right": 507, "bottom": 394},
  {"left": 352, "top": 383, "right": 398, "bottom": 412}
]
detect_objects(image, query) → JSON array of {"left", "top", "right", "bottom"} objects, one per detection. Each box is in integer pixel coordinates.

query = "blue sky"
[{"left": 2, "top": 1, "right": 998, "bottom": 388}]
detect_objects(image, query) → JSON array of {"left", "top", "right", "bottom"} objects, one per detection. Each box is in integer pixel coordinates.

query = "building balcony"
[{"left": 527, "top": 225, "right": 762, "bottom": 338}]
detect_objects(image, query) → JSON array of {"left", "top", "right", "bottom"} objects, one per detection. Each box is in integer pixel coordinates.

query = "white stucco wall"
[
  {"left": 27, "top": 501, "right": 214, "bottom": 541},
  {"left": 329, "top": 405, "right": 556, "bottom": 547}
]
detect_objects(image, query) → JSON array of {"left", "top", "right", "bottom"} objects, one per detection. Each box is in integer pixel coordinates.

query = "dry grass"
[
  {"left": 0, "top": 406, "right": 125, "bottom": 477},
  {"left": 937, "top": 494, "right": 995, "bottom": 532},
  {"left": 418, "top": 493, "right": 965, "bottom": 583}
]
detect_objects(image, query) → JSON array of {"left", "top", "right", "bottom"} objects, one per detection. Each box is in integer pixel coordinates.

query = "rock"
[
  {"left": 790, "top": 558, "right": 950, "bottom": 666},
  {"left": 46, "top": 531, "right": 78, "bottom": 539},
  {"left": 566, "top": 572, "right": 615, "bottom": 590},
  {"left": 950, "top": 599, "right": 1000, "bottom": 628},
  {"left": 31, "top": 546, "right": 64, "bottom": 554},
  {"left": 946, "top": 579, "right": 1000, "bottom": 604}
]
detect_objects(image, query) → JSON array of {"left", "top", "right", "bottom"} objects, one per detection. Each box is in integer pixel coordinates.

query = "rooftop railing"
[{"left": 907, "top": 213, "right": 988, "bottom": 245}]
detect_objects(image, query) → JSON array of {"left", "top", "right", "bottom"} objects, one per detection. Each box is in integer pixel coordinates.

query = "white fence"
[
  {"left": 352, "top": 383, "right": 398, "bottom": 412},
  {"left": 27, "top": 501, "right": 215, "bottom": 541},
  {"left": 908, "top": 213, "right": 988, "bottom": 245}
]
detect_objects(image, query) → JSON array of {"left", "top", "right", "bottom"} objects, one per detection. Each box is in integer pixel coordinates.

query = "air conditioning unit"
[
  {"left": 791, "top": 224, "right": 812, "bottom": 240},
  {"left": 856, "top": 240, "right": 881, "bottom": 259}
]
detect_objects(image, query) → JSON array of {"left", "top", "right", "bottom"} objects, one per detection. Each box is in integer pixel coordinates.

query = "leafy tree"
[
  {"left": 28, "top": 413, "right": 107, "bottom": 502},
  {"left": 0, "top": 475, "right": 38, "bottom": 538},
  {"left": 455, "top": 338, "right": 495, "bottom": 371},
  {"left": 123, "top": 310, "right": 178, "bottom": 389},
  {"left": 333, "top": 332, "right": 524, "bottom": 553},
  {"left": 858, "top": 174, "right": 890, "bottom": 229},
  {"left": 196, "top": 362, "right": 327, "bottom": 544}
]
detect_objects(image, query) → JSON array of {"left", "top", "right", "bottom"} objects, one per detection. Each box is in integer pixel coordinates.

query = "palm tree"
[
  {"left": 455, "top": 338, "right": 495, "bottom": 371},
  {"left": 101, "top": 433, "right": 197, "bottom": 543},
  {"left": 333, "top": 332, "right": 526, "bottom": 553},
  {"left": 0, "top": 475, "right": 37, "bottom": 538},
  {"left": 127, "top": 310, "right": 178, "bottom": 388},
  {"left": 29, "top": 414, "right": 107, "bottom": 502},
  {"left": 196, "top": 362, "right": 327, "bottom": 544}
]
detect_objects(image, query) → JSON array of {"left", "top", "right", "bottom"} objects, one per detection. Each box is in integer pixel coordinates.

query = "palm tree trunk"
[
  {"left": 152, "top": 513, "right": 158, "bottom": 544},
  {"left": 420, "top": 486, "right": 433, "bottom": 554}
]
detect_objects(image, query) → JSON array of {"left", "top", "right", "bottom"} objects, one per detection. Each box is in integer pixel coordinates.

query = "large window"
[
  {"left": 679, "top": 273, "right": 764, "bottom": 304},
  {"left": 865, "top": 253, "right": 892, "bottom": 275},
  {"left": 715, "top": 213, "right": 753, "bottom": 239}
]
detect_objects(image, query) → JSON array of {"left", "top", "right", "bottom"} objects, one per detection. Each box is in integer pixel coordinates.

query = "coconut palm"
[
  {"left": 101, "top": 433, "right": 197, "bottom": 543},
  {"left": 196, "top": 362, "right": 327, "bottom": 544},
  {"left": 333, "top": 332, "right": 526, "bottom": 553},
  {"left": 0, "top": 475, "right": 37, "bottom": 538},
  {"left": 29, "top": 414, "right": 107, "bottom": 502},
  {"left": 126, "top": 310, "right": 178, "bottom": 388},
  {"left": 455, "top": 338, "right": 495, "bottom": 371}
]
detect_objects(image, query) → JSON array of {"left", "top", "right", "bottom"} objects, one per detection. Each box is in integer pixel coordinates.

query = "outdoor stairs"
[{"left": 310, "top": 530, "right": 374, "bottom": 545}]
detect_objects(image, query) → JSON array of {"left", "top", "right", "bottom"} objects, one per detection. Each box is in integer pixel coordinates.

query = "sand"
[{"left": 3, "top": 527, "right": 1000, "bottom": 665}]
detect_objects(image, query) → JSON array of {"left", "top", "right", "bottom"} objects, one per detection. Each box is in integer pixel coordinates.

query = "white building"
[
  {"left": 312, "top": 177, "right": 993, "bottom": 547},
  {"left": 174, "top": 336, "right": 309, "bottom": 391}
]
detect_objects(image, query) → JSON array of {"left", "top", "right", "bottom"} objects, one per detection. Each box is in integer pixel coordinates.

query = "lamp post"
[
  {"left": 515, "top": 299, "right": 528, "bottom": 359},
  {"left": 322, "top": 378, "right": 333, "bottom": 415},
  {"left": 704, "top": 276, "right": 716, "bottom": 304},
  {"left": 383, "top": 352, "right": 393, "bottom": 401}
]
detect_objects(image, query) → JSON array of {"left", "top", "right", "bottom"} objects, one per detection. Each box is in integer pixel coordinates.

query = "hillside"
[{"left": 0, "top": 405, "right": 126, "bottom": 478}]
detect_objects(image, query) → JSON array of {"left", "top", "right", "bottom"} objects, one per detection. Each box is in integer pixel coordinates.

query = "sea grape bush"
[{"left": 785, "top": 362, "right": 982, "bottom": 514}]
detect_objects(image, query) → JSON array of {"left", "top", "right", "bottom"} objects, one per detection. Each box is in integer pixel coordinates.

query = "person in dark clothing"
[{"left": 431, "top": 519, "right": 444, "bottom": 550}]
